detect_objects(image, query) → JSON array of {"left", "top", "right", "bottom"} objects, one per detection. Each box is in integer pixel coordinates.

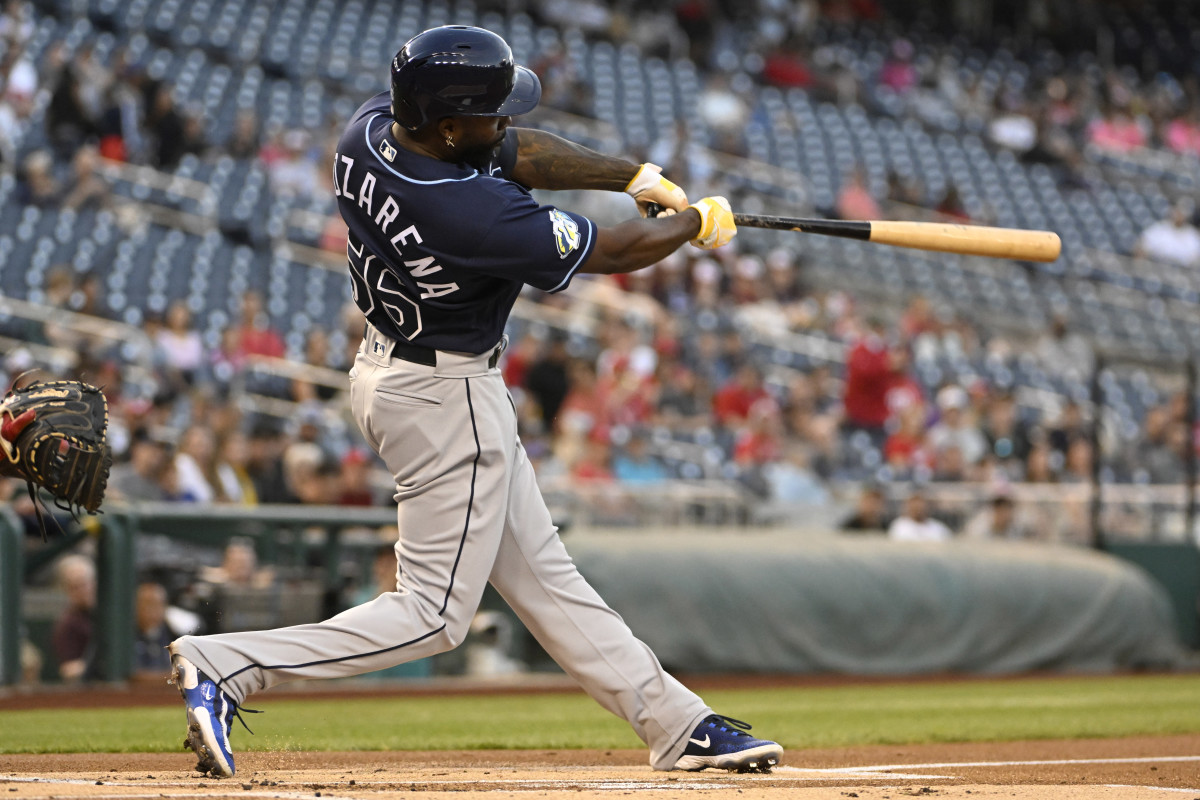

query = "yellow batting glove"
[
  {"left": 689, "top": 196, "right": 736, "bottom": 250},
  {"left": 624, "top": 163, "right": 689, "bottom": 217}
]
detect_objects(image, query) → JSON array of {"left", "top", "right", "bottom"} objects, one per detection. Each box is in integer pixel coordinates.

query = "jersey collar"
[{"left": 367, "top": 114, "right": 481, "bottom": 185}]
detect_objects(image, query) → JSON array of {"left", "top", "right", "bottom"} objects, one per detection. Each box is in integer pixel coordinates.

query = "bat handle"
[{"left": 645, "top": 202, "right": 664, "bottom": 218}]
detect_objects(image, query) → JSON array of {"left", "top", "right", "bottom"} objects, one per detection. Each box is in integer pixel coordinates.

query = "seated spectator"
[
  {"left": 1034, "top": 315, "right": 1094, "bottom": 381},
  {"left": 927, "top": 385, "right": 987, "bottom": 467},
  {"left": 234, "top": 290, "right": 286, "bottom": 360},
  {"left": 17, "top": 149, "right": 60, "bottom": 206},
  {"left": 132, "top": 581, "right": 180, "bottom": 680},
  {"left": 1025, "top": 438, "right": 1059, "bottom": 484},
  {"left": 52, "top": 554, "right": 96, "bottom": 683},
  {"left": 713, "top": 363, "right": 770, "bottom": 428},
  {"left": 884, "top": 402, "right": 931, "bottom": 475},
  {"left": 291, "top": 328, "right": 339, "bottom": 403},
  {"left": 887, "top": 491, "right": 953, "bottom": 542},
  {"left": 840, "top": 483, "right": 891, "bottom": 531},
  {"left": 556, "top": 358, "right": 606, "bottom": 439},
  {"left": 108, "top": 431, "right": 170, "bottom": 502},
  {"left": 196, "top": 539, "right": 276, "bottom": 633},
  {"left": 180, "top": 108, "right": 211, "bottom": 161},
  {"left": 268, "top": 129, "right": 320, "bottom": 197},
  {"left": 61, "top": 144, "right": 111, "bottom": 211},
  {"left": 1046, "top": 401, "right": 1088, "bottom": 459},
  {"left": 225, "top": 109, "right": 261, "bottom": 159},
  {"left": 835, "top": 167, "right": 881, "bottom": 220},
  {"left": 612, "top": 428, "right": 670, "bottom": 485},
  {"left": 655, "top": 361, "right": 712, "bottom": 430},
  {"left": 1164, "top": 108, "right": 1200, "bottom": 158},
  {"left": 1060, "top": 436, "right": 1093, "bottom": 484},
  {"left": 764, "top": 443, "right": 830, "bottom": 509},
  {"left": 1134, "top": 201, "right": 1200, "bottom": 267},
  {"left": 761, "top": 38, "right": 814, "bottom": 89},
  {"left": 733, "top": 397, "right": 784, "bottom": 469},
  {"left": 173, "top": 425, "right": 219, "bottom": 503},
  {"left": 337, "top": 447, "right": 376, "bottom": 506},
  {"left": 213, "top": 430, "right": 256, "bottom": 504},
  {"left": 981, "top": 390, "right": 1032, "bottom": 472},
  {"left": 200, "top": 539, "right": 274, "bottom": 589},
  {"left": 157, "top": 300, "right": 204, "bottom": 388},
  {"left": 1088, "top": 105, "right": 1147, "bottom": 153},
  {"left": 878, "top": 38, "right": 916, "bottom": 94},
  {"left": 962, "top": 491, "right": 1036, "bottom": 541},
  {"left": 570, "top": 433, "right": 615, "bottom": 483}
]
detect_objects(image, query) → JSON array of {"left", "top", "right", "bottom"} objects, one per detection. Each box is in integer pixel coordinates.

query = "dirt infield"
[{"left": 3, "top": 736, "right": 1198, "bottom": 800}]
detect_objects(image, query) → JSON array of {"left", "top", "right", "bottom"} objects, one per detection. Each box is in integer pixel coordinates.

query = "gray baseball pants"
[{"left": 172, "top": 324, "right": 710, "bottom": 770}]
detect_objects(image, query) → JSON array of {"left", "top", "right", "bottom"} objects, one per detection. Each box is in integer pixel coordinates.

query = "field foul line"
[
  {"left": 806, "top": 755, "right": 1200, "bottom": 773},
  {"left": 1105, "top": 786, "right": 1200, "bottom": 795}
]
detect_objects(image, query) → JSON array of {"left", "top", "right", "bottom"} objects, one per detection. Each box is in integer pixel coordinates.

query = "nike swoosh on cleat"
[{"left": 688, "top": 735, "right": 711, "bottom": 748}]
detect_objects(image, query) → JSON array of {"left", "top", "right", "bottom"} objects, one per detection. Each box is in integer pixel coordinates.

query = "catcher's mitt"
[{"left": 0, "top": 379, "right": 112, "bottom": 532}]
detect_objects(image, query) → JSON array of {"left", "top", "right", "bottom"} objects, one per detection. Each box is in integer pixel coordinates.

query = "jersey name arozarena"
[{"left": 332, "top": 155, "right": 460, "bottom": 301}]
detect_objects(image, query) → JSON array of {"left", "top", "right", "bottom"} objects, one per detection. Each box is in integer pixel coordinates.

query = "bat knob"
[{"left": 645, "top": 202, "right": 664, "bottom": 218}]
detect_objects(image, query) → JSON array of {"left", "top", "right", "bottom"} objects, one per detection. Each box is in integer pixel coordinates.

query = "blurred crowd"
[{"left": 0, "top": 0, "right": 1198, "bottom": 554}]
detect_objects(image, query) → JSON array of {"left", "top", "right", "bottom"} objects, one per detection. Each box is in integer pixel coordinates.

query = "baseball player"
[{"left": 168, "top": 25, "right": 782, "bottom": 778}]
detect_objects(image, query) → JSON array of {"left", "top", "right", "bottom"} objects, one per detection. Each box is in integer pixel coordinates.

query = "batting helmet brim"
[{"left": 494, "top": 65, "right": 541, "bottom": 118}]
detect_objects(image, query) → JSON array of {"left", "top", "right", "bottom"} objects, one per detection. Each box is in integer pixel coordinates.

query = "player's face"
[{"left": 450, "top": 115, "right": 510, "bottom": 161}]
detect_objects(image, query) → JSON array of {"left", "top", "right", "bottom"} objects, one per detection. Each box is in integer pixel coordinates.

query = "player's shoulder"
[{"left": 338, "top": 92, "right": 392, "bottom": 152}]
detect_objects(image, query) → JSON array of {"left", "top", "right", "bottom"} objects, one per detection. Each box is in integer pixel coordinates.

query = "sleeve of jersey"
[{"left": 470, "top": 198, "right": 596, "bottom": 294}]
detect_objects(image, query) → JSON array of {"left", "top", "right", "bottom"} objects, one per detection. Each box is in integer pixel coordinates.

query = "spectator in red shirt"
[
  {"left": 1088, "top": 106, "right": 1146, "bottom": 153},
  {"left": 52, "top": 554, "right": 96, "bottom": 683},
  {"left": 734, "top": 398, "right": 784, "bottom": 466},
  {"left": 835, "top": 167, "right": 882, "bottom": 221},
  {"left": 843, "top": 316, "right": 901, "bottom": 442},
  {"left": 713, "top": 364, "right": 770, "bottom": 427},
  {"left": 234, "top": 290, "right": 286, "bottom": 360},
  {"left": 884, "top": 403, "right": 931, "bottom": 475}
]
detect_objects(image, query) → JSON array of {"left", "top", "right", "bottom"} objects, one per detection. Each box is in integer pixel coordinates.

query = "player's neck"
[{"left": 391, "top": 122, "right": 452, "bottom": 162}]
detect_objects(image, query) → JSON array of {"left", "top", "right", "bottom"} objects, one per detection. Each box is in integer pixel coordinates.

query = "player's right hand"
[
  {"left": 625, "top": 163, "right": 689, "bottom": 217},
  {"left": 688, "top": 196, "right": 736, "bottom": 250}
]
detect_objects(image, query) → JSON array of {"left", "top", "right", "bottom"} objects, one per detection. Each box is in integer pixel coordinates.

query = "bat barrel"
[
  {"left": 731, "top": 214, "right": 1061, "bottom": 263},
  {"left": 868, "top": 221, "right": 1062, "bottom": 263}
]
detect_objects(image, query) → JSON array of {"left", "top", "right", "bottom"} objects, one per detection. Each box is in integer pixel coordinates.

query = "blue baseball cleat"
[
  {"left": 673, "top": 714, "right": 783, "bottom": 773},
  {"left": 168, "top": 648, "right": 237, "bottom": 778}
]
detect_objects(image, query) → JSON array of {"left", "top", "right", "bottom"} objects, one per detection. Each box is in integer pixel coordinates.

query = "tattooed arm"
[
  {"left": 502, "top": 128, "right": 723, "bottom": 275},
  {"left": 505, "top": 128, "right": 639, "bottom": 192}
]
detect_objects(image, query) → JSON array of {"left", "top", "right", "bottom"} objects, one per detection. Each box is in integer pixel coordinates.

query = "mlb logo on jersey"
[
  {"left": 379, "top": 139, "right": 397, "bottom": 162},
  {"left": 549, "top": 209, "right": 580, "bottom": 260}
]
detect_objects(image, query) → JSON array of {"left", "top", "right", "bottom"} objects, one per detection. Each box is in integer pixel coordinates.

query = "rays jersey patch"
[{"left": 549, "top": 209, "right": 581, "bottom": 260}]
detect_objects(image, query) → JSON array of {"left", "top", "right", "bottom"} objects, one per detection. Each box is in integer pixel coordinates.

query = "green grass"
[{"left": 2, "top": 674, "right": 1199, "bottom": 754}]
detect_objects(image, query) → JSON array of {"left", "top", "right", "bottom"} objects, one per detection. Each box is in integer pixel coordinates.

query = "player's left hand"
[
  {"left": 689, "top": 196, "right": 736, "bottom": 250},
  {"left": 625, "top": 163, "right": 689, "bottom": 218}
]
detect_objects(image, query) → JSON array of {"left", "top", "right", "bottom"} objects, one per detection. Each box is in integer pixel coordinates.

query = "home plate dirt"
[{"left": 2, "top": 736, "right": 1198, "bottom": 800}]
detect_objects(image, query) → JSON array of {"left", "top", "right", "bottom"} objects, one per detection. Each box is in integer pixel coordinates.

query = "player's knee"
[{"left": 440, "top": 621, "right": 470, "bottom": 651}]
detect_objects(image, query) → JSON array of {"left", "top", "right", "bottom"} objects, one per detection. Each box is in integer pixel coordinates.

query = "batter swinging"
[{"left": 168, "top": 25, "right": 781, "bottom": 778}]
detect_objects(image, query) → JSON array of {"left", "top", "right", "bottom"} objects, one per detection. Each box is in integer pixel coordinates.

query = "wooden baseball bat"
[{"left": 732, "top": 213, "right": 1062, "bottom": 262}]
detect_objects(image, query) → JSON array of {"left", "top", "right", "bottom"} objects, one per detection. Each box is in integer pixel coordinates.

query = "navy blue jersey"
[{"left": 334, "top": 92, "right": 597, "bottom": 353}]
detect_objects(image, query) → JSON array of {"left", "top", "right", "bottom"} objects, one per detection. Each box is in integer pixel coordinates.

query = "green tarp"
[{"left": 567, "top": 534, "right": 1189, "bottom": 674}]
